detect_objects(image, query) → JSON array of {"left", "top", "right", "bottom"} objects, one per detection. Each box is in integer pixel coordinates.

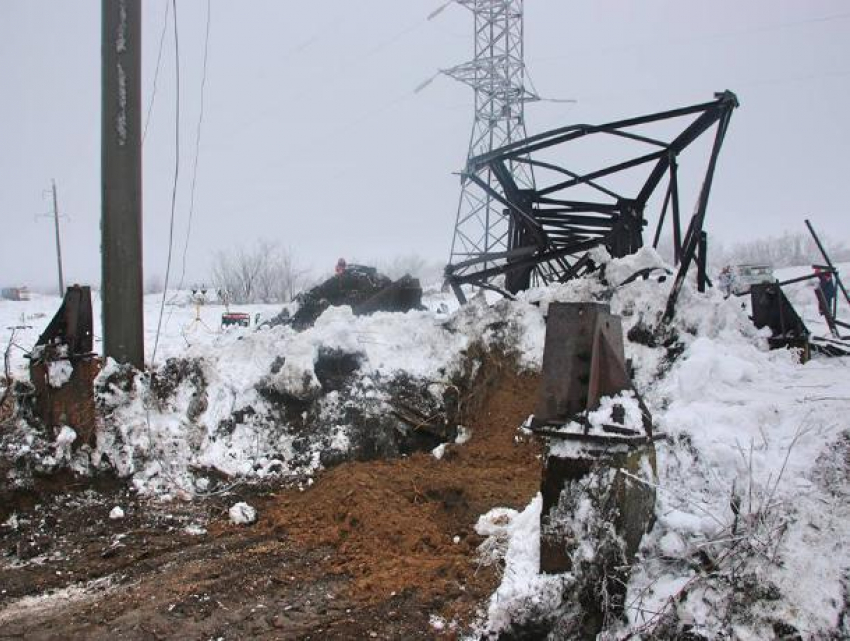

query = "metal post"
[
  {"left": 670, "top": 159, "right": 682, "bottom": 265},
  {"left": 50, "top": 180, "right": 65, "bottom": 296},
  {"left": 697, "top": 231, "right": 707, "bottom": 293},
  {"left": 102, "top": 0, "right": 144, "bottom": 368},
  {"left": 663, "top": 97, "right": 736, "bottom": 325}
]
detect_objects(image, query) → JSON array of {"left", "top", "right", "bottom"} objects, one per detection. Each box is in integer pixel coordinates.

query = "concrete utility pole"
[
  {"left": 50, "top": 180, "right": 65, "bottom": 297},
  {"left": 102, "top": 0, "right": 144, "bottom": 368}
]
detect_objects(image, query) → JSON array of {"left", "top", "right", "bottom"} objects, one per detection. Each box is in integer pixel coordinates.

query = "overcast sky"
[{"left": 2, "top": 0, "right": 849, "bottom": 290}]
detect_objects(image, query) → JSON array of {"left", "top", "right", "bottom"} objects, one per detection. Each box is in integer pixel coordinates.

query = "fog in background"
[{"left": 2, "top": 0, "right": 849, "bottom": 291}]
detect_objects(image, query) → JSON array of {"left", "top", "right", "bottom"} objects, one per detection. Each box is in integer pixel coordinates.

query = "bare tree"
[
  {"left": 654, "top": 231, "right": 850, "bottom": 275},
  {"left": 718, "top": 231, "right": 850, "bottom": 269},
  {"left": 211, "top": 241, "right": 308, "bottom": 304},
  {"left": 274, "top": 249, "right": 311, "bottom": 302}
]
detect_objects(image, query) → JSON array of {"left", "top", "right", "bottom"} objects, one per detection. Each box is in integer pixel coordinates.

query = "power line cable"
[
  {"left": 220, "top": 8, "right": 435, "bottom": 140},
  {"left": 152, "top": 0, "right": 180, "bottom": 366},
  {"left": 524, "top": 67, "right": 576, "bottom": 105},
  {"left": 143, "top": 0, "right": 171, "bottom": 143},
  {"left": 569, "top": 66, "right": 850, "bottom": 109},
  {"left": 176, "top": 0, "right": 212, "bottom": 292}
]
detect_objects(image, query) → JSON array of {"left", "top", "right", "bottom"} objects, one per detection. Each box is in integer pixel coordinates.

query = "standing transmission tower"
[{"left": 445, "top": 0, "right": 537, "bottom": 290}]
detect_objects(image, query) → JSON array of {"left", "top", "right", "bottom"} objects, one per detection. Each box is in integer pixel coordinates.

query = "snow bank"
[
  {"left": 3, "top": 288, "right": 551, "bottom": 495},
  {"left": 0, "top": 250, "right": 758, "bottom": 499},
  {"left": 472, "top": 250, "right": 850, "bottom": 637},
  {"left": 630, "top": 332, "right": 850, "bottom": 636}
]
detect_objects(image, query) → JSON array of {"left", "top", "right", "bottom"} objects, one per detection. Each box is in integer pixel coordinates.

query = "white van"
[{"left": 729, "top": 264, "right": 776, "bottom": 295}]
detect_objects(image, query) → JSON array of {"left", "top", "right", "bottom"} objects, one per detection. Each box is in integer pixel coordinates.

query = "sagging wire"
[
  {"left": 142, "top": 0, "right": 171, "bottom": 144},
  {"left": 176, "top": 0, "right": 212, "bottom": 293},
  {"left": 151, "top": 0, "right": 180, "bottom": 367},
  {"left": 427, "top": 1, "right": 453, "bottom": 21},
  {"left": 163, "top": 0, "right": 214, "bottom": 348}
]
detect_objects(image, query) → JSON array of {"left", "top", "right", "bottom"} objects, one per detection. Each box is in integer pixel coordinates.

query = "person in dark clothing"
[{"left": 815, "top": 267, "right": 837, "bottom": 316}]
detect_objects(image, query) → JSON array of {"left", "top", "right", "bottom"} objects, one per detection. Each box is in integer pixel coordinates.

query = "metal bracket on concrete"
[
  {"left": 530, "top": 302, "right": 655, "bottom": 443},
  {"left": 531, "top": 302, "right": 658, "bottom": 577}
]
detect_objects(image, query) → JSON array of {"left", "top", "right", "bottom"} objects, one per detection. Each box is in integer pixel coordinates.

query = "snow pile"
[
  {"left": 261, "top": 305, "right": 471, "bottom": 399},
  {"left": 623, "top": 336, "right": 850, "bottom": 637},
  {"left": 472, "top": 250, "right": 850, "bottom": 638},
  {"left": 431, "top": 443, "right": 448, "bottom": 460},
  {"left": 474, "top": 495, "right": 568, "bottom": 635},
  {"left": 2, "top": 290, "right": 550, "bottom": 494},
  {"left": 586, "top": 390, "right": 644, "bottom": 432},
  {"left": 1, "top": 249, "right": 751, "bottom": 498}
]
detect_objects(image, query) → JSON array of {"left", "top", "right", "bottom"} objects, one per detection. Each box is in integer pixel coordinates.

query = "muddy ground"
[{"left": 0, "top": 370, "right": 542, "bottom": 640}]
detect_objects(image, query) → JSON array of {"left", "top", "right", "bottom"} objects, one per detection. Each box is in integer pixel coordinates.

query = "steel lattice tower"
[{"left": 445, "top": 0, "right": 537, "bottom": 277}]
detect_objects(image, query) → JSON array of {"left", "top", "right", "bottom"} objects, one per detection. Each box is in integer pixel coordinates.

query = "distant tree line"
[
  {"left": 715, "top": 231, "right": 850, "bottom": 269},
  {"left": 211, "top": 241, "right": 309, "bottom": 304},
  {"left": 657, "top": 230, "right": 850, "bottom": 272}
]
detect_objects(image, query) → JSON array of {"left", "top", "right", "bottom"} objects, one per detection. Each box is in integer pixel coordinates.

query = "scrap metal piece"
[
  {"left": 29, "top": 286, "right": 100, "bottom": 444},
  {"left": 34, "top": 285, "right": 94, "bottom": 356},
  {"left": 445, "top": 92, "right": 739, "bottom": 309},
  {"left": 748, "top": 277, "right": 849, "bottom": 358},
  {"left": 750, "top": 283, "right": 810, "bottom": 360},
  {"left": 530, "top": 302, "right": 657, "bottom": 581}
]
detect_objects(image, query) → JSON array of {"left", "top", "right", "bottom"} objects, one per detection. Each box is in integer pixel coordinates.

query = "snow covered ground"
[
  {"left": 0, "top": 290, "right": 282, "bottom": 378},
  {"left": 0, "top": 285, "right": 464, "bottom": 378},
  {"left": 471, "top": 255, "right": 850, "bottom": 638},
  {"left": 3, "top": 253, "right": 849, "bottom": 637},
  {"left": 1, "top": 282, "right": 525, "bottom": 494}
]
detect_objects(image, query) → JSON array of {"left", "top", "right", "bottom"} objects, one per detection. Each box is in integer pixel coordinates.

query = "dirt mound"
[{"left": 251, "top": 363, "right": 542, "bottom": 619}]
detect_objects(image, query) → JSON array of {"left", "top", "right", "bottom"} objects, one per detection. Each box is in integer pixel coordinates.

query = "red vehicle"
[{"left": 221, "top": 312, "right": 250, "bottom": 328}]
